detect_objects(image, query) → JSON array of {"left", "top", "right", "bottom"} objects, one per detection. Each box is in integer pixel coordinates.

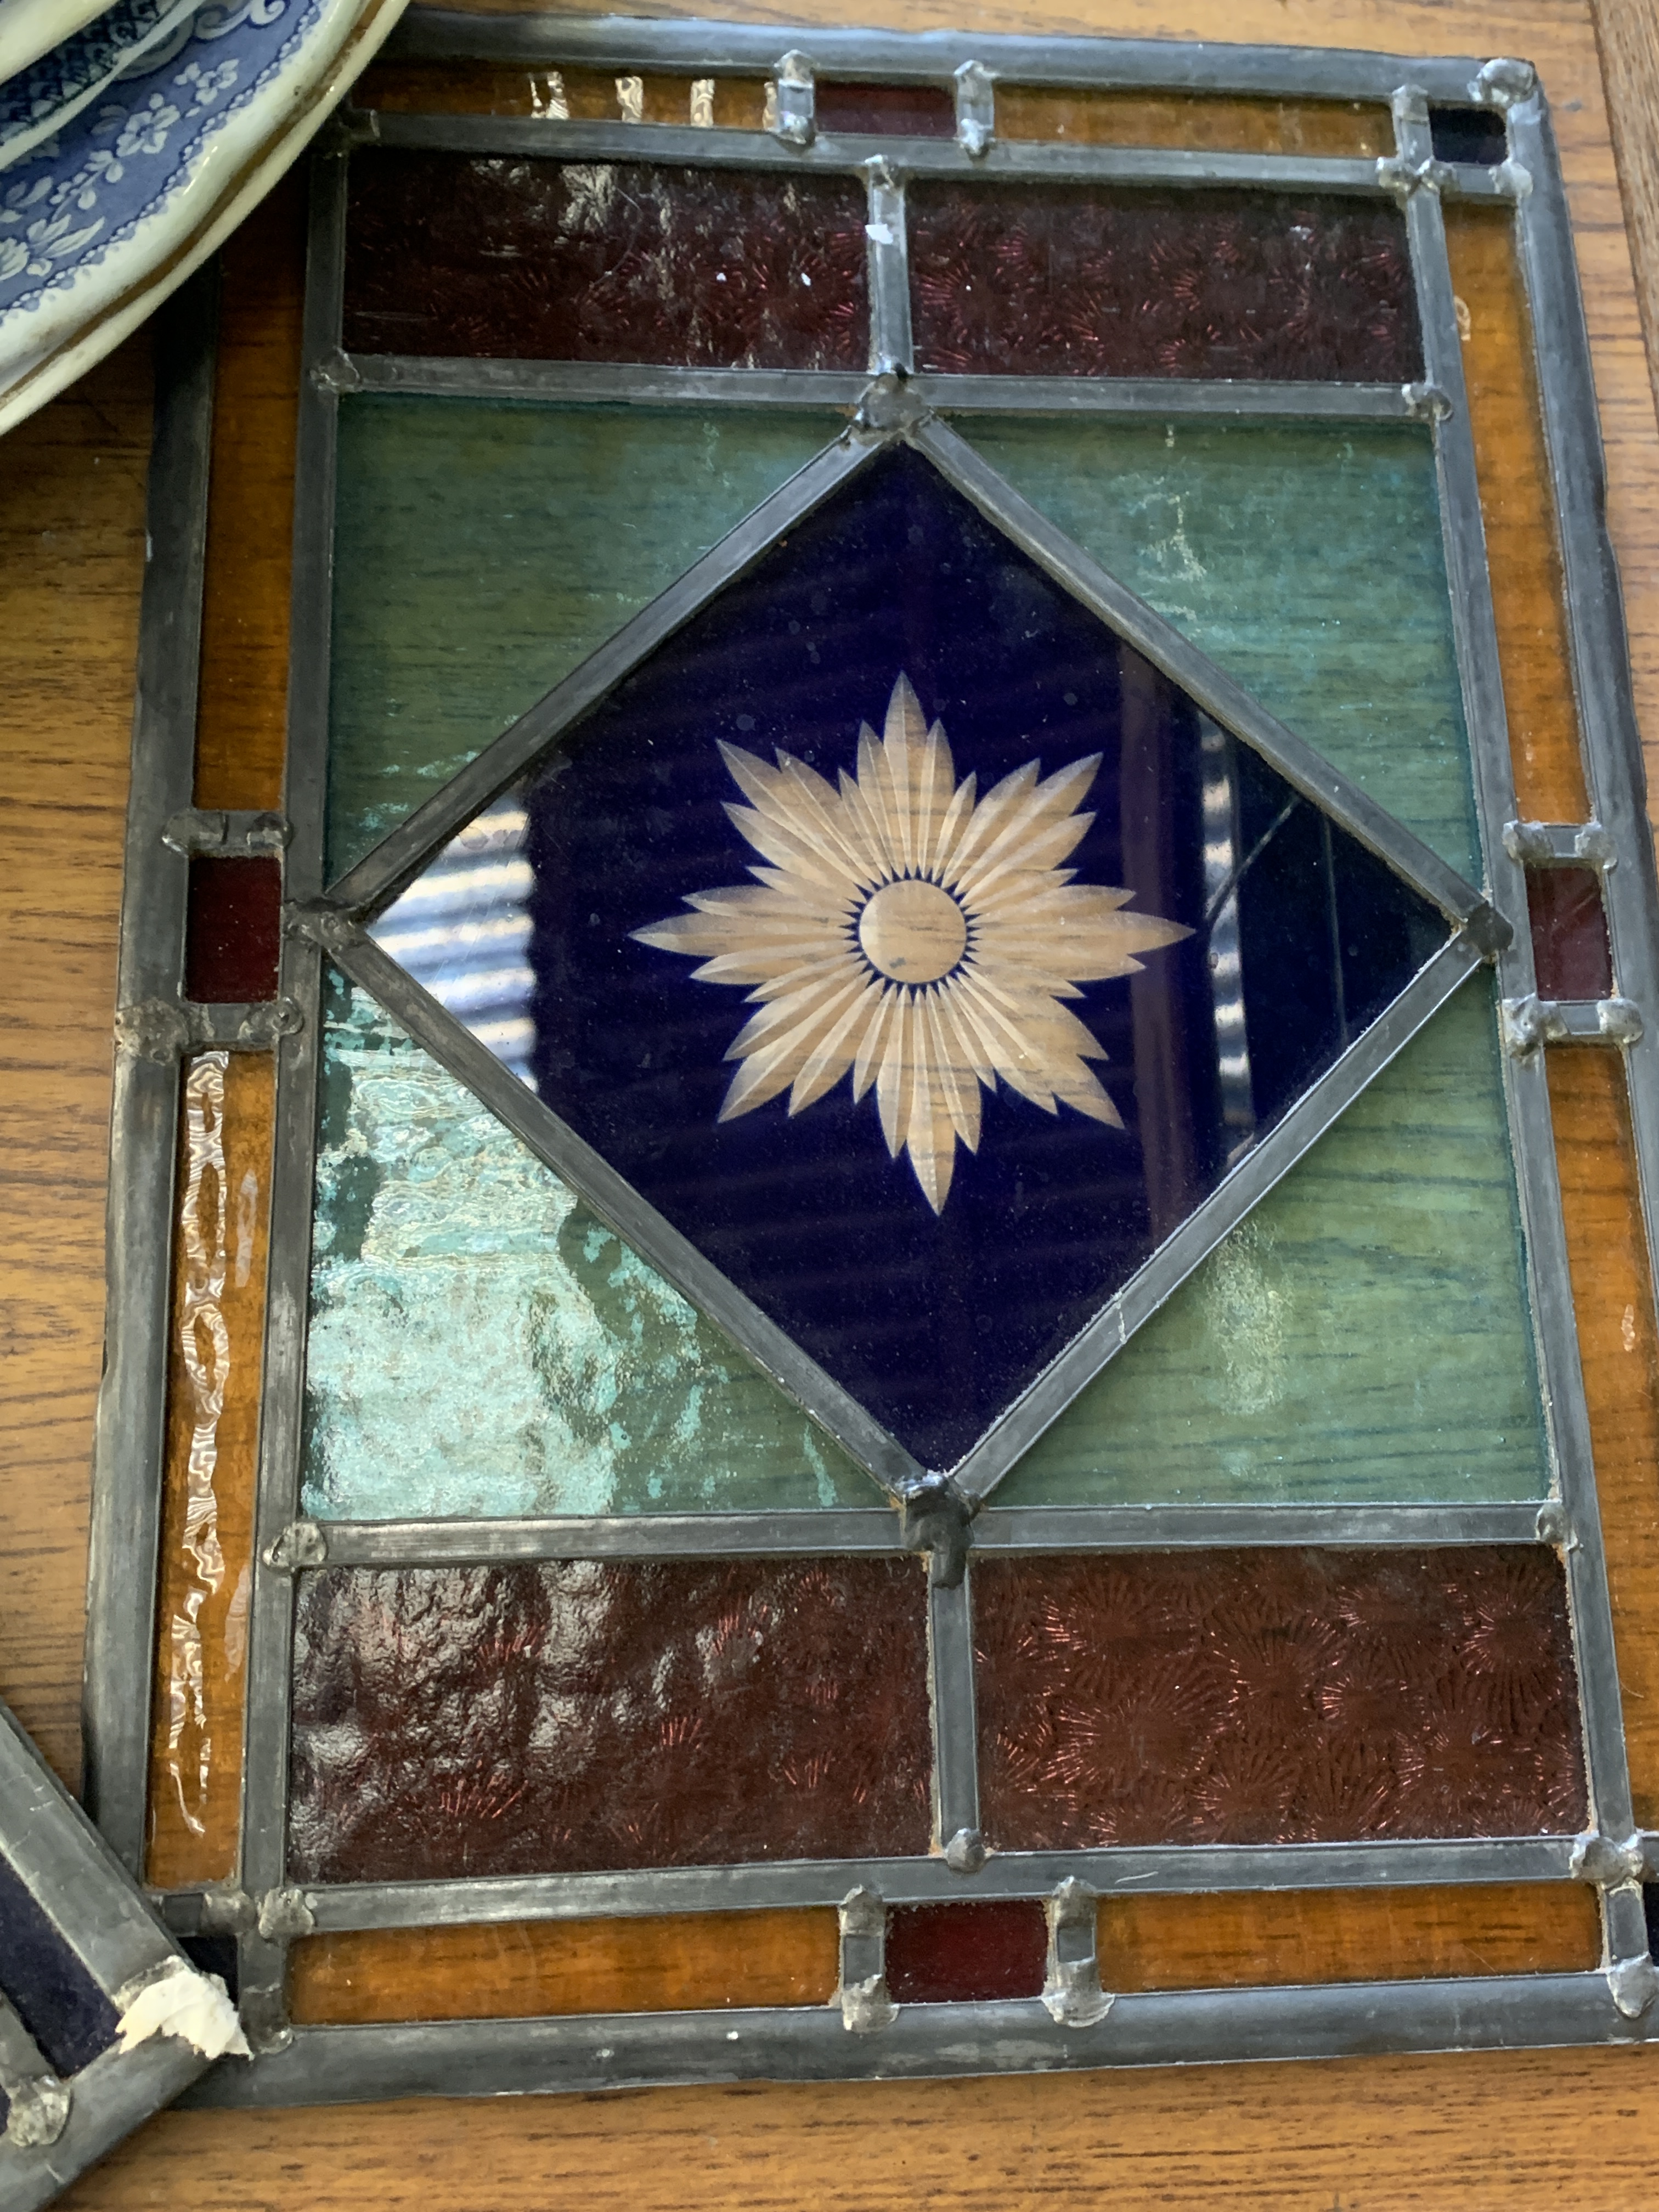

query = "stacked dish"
[{"left": 0, "top": 0, "right": 405, "bottom": 430}]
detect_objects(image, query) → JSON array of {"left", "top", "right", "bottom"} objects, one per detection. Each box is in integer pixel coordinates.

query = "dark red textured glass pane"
[
  {"left": 1528, "top": 867, "right": 1613, "bottom": 998},
  {"left": 909, "top": 184, "right": 1420, "bottom": 380},
  {"left": 884, "top": 1900, "right": 1048, "bottom": 2004},
  {"left": 185, "top": 856, "right": 282, "bottom": 1002},
  {"left": 974, "top": 1549, "right": 1585, "bottom": 1847},
  {"left": 289, "top": 1559, "right": 931, "bottom": 1881},
  {"left": 343, "top": 151, "right": 870, "bottom": 366},
  {"left": 815, "top": 82, "right": 955, "bottom": 136}
]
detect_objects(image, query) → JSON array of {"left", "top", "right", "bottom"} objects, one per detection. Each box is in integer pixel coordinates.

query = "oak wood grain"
[{"left": 11, "top": 0, "right": 1659, "bottom": 2200}]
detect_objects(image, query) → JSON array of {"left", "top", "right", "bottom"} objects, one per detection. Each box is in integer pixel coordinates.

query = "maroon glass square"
[
  {"left": 884, "top": 1900, "right": 1049, "bottom": 2004},
  {"left": 814, "top": 82, "right": 956, "bottom": 137},
  {"left": 185, "top": 856, "right": 282, "bottom": 1002},
  {"left": 343, "top": 153, "right": 870, "bottom": 367},
  {"left": 1527, "top": 867, "right": 1613, "bottom": 999},
  {"left": 908, "top": 183, "right": 1420, "bottom": 380}
]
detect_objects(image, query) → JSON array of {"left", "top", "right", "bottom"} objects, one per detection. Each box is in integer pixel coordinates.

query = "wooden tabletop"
[{"left": 7, "top": 0, "right": 1659, "bottom": 2199}]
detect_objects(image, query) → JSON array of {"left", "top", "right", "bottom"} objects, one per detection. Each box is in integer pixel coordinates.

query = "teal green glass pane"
[
  {"left": 326, "top": 398, "right": 842, "bottom": 881},
  {"left": 995, "top": 977, "right": 1549, "bottom": 1505},
  {"left": 303, "top": 971, "right": 876, "bottom": 1517},
  {"left": 956, "top": 417, "right": 1479, "bottom": 882}
]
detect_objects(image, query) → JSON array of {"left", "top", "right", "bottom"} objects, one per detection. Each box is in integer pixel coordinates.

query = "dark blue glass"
[
  {"left": 380, "top": 447, "right": 1448, "bottom": 1471},
  {"left": 0, "top": 1853, "right": 119, "bottom": 2077}
]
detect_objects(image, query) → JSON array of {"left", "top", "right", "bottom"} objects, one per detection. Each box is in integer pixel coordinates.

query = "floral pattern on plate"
[{"left": 0, "top": 0, "right": 328, "bottom": 312}]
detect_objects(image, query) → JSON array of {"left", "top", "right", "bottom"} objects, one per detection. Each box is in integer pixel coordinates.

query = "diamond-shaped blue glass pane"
[{"left": 373, "top": 447, "right": 1449, "bottom": 1471}]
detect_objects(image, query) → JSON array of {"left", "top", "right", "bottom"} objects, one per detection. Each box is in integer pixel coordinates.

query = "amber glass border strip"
[
  {"left": 1549, "top": 1048, "right": 1659, "bottom": 1828},
  {"left": 287, "top": 1887, "right": 1590, "bottom": 2027},
  {"left": 193, "top": 176, "right": 306, "bottom": 815},
  {"left": 1443, "top": 202, "right": 1588, "bottom": 822},
  {"left": 290, "top": 1910, "right": 839, "bottom": 2024},
  {"left": 1098, "top": 1882, "right": 1600, "bottom": 1992},
  {"left": 144, "top": 1052, "right": 273, "bottom": 1888}
]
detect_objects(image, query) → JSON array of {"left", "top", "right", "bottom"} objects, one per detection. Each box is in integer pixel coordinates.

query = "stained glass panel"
[
  {"left": 342, "top": 153, "right": 870, "bottom": 366},
  {"left": 974, "top": 1549, "right": 1585, "bottom": 1848},
  {"left": 287, "top": 1559, "right": 933, "bottom": 1881},
  {"left": 909, "top": 185, "right": 1420, "bottom": 381},
  {"left": 326, "top": 398, "right": 841, "bottom": 880},
  {"left": 371, "top": 444, "right": 1451, "bottom": 1472},
  {"left": 303, "top": 972, "right": 874, "bottom": 1519}
]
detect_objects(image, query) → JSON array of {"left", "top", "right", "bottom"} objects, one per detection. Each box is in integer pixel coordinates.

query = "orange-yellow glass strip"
[
  {"left": 289, "top": 1910, "right": 840, "bottom": 2024},
  {"left": 995, "top": 88, "right": 1390, "bottom": 157},
  {"left": 1099, "top": 1883, "right": 1600, "bottom": 1993},
  {"left": 144, "top": 1051, "right": 273, "bottom": 1887},
  {"left": 1443, "top": 201, "right": 1590, "bottom": 823},
  {"left": 1548, "top": 1046, "right": 1659, "bottom": 1829},
  {"left": 192, "top": 173, "right": 304, "bottom": 814},
  {"left": 354, "top": 61, "right": 768, "bottom": 129}
]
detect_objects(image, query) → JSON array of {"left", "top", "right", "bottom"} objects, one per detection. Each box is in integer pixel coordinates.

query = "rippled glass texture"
[
  {"left": 974, "top": 1549, "right": 1585, "bottom": 1848},
  {"left": 884, "top": 1901, "right": 1049, "bottom": 2004},
  {"left": 303, "top": 971, "right": 874, "bottom": 1519},
  {"left": 343, "top": 153, "right": 869, "bottom": 366},
  {"left": 287, "top": 1559, "right": 932, "bottom": 1881},
  {"left": 326, "top": 398, "right": 839, "bottom": 881},
  {"left": 0, "top": 1855, "right": 117, "bottom": 2080},
  {"left": 957, "top": 417, "right": 1477, "bottom": 880},
  {"left": 371, "top": 446, "right": 1448, "bottom": 1472},
  {"left": 996, "top": 982, "right": 1549, "bottom": 1505},
  {"left": 1528, "top": 867, "right": 1613, "bottom": 1000},
  {"left": 909, "top": 185, "right": 1420, "bottom": 380}
]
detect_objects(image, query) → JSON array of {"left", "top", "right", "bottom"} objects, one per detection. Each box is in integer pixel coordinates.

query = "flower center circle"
[{"left": 857, "top": 879, "right": 968, "bottom": 984}]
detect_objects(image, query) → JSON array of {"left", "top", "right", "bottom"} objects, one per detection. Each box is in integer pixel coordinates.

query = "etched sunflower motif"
[{"left": 634, "top": 673, "right": 1190, "bottom": 1212}]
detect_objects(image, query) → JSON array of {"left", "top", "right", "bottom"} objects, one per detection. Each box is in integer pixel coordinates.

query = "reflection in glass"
[
  {"left": 371, "top": 448, "right": 1450, "bottom": 1472},
  {"left": 370, "top": 800, "right": 535, "bottom": 1086}
]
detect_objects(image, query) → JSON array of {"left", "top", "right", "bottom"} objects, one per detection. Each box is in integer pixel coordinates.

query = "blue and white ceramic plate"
[
  {"left": 0, "top": 0, "right": 205, "bottom": 174},
  {"left": 0, "top": 0, "right": 405, "bottom": 431},
  {"left": 0, "top": 0, "right": 119, "bottom": 86}
]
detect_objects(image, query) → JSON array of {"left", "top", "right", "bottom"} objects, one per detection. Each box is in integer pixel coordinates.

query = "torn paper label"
[{"left": 116, "top": 1962, "right": 251, "bottom": 2061}]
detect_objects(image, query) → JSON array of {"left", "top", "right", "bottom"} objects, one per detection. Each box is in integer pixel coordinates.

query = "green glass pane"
[
  {"left": 957, "top": 416, "right": 1479, "bottom": 882},
  {"left": 996, "top": 977, "right": 1549, "bottom": 1505},
  {"left": 302, "top": 972, "right": 876, "bottom": 1518},
  {"left": 326, "top": 398, "right": 842, "bottom": 881}
]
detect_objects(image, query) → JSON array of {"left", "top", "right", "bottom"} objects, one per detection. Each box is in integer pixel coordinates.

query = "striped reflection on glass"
[{"left": 369, "top": 799, "right": 534, "bottom": 1087}]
